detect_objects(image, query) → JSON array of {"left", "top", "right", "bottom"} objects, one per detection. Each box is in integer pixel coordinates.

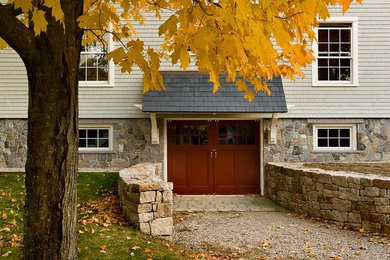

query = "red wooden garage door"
[{"left": 167, "top": 120, "right": 260, "bottom": 194}]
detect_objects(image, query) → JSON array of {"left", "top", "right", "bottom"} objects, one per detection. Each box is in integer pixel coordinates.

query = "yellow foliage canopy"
[{"left": 2, "top": 0, "right": 362, "bottom": 101}]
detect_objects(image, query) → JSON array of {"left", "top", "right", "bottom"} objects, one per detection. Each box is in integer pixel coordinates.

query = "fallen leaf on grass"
[
  {"left": 132, "top": 246, "right": 140, "bottom": 251},
  {"left": 2, "top": 251, "right": 12, "bottom": 257},
  {"left": 359, "top": 228, "right": 365, "bottom": 233},
  {"left": 261, "top": 240, "right": 270, "bottom": 248},
  {"left": 144, "top": 248, "right": 152, "bottom": 253},
  {"left": 0, "top": 227, "right": 10, "bottom": 232}
]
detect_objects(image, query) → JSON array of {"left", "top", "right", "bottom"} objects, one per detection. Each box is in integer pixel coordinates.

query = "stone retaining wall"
[
  {"left": 266, "top": 163, "right": 390, "bottom": 235},
  {"left": 118, "top": 163, "right": 173, "bottom": 237}
]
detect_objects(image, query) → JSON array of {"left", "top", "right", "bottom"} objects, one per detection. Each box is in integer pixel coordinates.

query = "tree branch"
[
  {"left": 4, "top": 3, "right": 23, "bottom": 16},
  {"left": 0, "top": 3, "right": 36, "bottom": 63}
]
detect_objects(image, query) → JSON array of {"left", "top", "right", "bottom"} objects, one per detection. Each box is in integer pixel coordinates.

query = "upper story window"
[
  {"left": 79, "top": 34, "right": 114, "bottom": 87},
  {"left": 312, "top": 18, "right": 358, "bottom": 87}
]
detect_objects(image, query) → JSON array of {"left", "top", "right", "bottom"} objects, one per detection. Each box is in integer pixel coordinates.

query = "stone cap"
[
  {"left": 119, "top": 163, "right": 173, "bottom": 192},
  {"left": 267, "top": 162, "right": 390, "bottom": 181}
]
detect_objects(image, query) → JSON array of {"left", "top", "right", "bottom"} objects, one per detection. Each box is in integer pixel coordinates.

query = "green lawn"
[{"left": 0, "top": 172, "right": 191, "bottom": 259}]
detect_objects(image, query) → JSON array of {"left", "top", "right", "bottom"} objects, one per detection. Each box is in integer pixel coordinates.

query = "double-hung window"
[
  {"left": 79, "top": 34, "right": 114, "bottom": 86},
  {"left": 313, "top": 18, "right": 358, "bottom": 86}
]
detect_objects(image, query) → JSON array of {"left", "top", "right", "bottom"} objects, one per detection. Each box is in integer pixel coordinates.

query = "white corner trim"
[
  {"left": 312, "top": 17, "right": 359, "bottom": 87},
  {"left": 268, "top": 113, "right": 279, "bottom": 145},
  {"left": 150, "top": 113, "right": 159, "bottom": 145}
]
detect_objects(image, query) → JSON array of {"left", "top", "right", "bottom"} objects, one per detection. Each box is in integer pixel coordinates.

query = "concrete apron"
[{"left": 174, "top": 195, "right": 286, "bottom": 212}]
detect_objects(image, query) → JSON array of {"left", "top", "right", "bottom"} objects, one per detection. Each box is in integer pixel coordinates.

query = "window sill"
[
  {"left": 79, "top": 150, "right": 115, "bottom": 154},
  {"left": 79, "top": 83, "right": 114, "bottom": 88},
  {"left": 312, "top": 82, "right": 358, "bottom": 87},
  {"left": 311, "top": 150, "right": 361, "bottom": 154}
]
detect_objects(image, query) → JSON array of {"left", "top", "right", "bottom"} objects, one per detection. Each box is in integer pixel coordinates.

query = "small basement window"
[
  {"left": 313, "top": 124, "right": 357, "bottom": 151},
  {"left": 79, "top": 125, "right": 113, "bottom": 151}
]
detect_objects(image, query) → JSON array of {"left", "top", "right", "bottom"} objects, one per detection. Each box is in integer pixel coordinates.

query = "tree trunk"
[{"left": 23, "top": 2, "right": 83, "bottom": 259}]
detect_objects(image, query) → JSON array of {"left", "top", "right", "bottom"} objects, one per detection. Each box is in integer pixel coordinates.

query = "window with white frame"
[
  {"left": 79, "top": 34, "right": 114, "bottom": 86},
  {"left": 79, "top": 126, "right": 113, "bottom": 151},
  {"left": 313, "top": 18, "right": 358, "bottom": 86},
  {"left": 313, "top": 124, "right": 357, "bottom": 151}
]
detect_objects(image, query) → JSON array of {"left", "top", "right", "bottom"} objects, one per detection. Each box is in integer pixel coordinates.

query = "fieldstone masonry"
[
  {"left": 118, "top": 163, "right": 173, "bottom": 237},
  {"left": 266, "top": 163, "right": 390, "bottom": 235},
  {"left": 264, "top": 119, "right": 390, "bottom": 162}
]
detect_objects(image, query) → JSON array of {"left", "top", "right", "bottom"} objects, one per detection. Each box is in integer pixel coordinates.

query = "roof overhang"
[{"left": 142, "top": 72, "right": 288, "bottom": 114}]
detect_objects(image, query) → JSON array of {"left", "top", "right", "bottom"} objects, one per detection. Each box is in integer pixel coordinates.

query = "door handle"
[
  {"left": 211, "top": 149, "right": 217, "bottom": 159},
  {"left": 210, "top": 151, "right": 213, "bottom": 158},
  {"left": 214, "top": 151, "right": 217, "bottom": 158}
]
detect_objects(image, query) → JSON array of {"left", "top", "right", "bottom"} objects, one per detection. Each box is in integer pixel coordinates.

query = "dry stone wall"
[
  {"left": 266, "top": 163, "right": 390, "bottom": 235},
  {"left": 118, "top": 163, "right": 173, "bottom": 237}
]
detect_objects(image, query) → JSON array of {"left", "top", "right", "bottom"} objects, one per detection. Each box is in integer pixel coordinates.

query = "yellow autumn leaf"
[
  {"left": 32, "top": 8, "right": 48, "bottom": 35},
  {"left": 44, "top": 0, "right": 64, "bottom": 22},
  {"left": 13, "top": 0, "right": 33, "bottom": 13},
  {"left": 0, "top": 38, "right": 7, "bottom": 49}
]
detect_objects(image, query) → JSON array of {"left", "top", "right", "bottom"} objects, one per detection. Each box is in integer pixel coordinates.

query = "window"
[
  {"left": 313, "top": 124, "right": 357, "bottom": 151},
  {"left": 79, "top": 125, "right": 113, "bottom": 151},
  {"left": 79, "top": 34, "right": 114, "bottom": 86},
  {"left": 312, "top": 18, "right": 358, "bottom": 86}
]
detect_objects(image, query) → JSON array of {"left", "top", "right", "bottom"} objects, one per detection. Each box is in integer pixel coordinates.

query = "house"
[{"left": 0, "top": 1, "right": 389, "bottom": 195}]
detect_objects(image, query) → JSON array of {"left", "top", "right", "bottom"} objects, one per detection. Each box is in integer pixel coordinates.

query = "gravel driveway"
[{"left": 173, "top": 211, "right": 390, "bottom": 259}]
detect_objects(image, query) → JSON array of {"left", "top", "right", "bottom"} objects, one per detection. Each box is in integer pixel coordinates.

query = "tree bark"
[{"left": 22, "top": 1, "right": 84, "bottom": 259}]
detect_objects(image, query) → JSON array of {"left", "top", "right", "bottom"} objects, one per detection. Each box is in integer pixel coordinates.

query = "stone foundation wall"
[
  {"left": 264, "top": 119, "right": 390, "bottom": 163},
  {"left": 0, "top": 119, "right": 164, "bottom": 169},
  {"left": 0, "top": 120, "right": 27, "bottom": 168},
  {"left": 266, "top": 163, "right": 390, "bottom": 235},
  {"left": 118, "top": 163, "right": 173, "bottom": 237}
]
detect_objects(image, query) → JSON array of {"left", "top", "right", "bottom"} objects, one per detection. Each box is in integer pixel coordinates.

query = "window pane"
[
  {"left": 191, "top": 126, "right": 199, "bottom": 135},
  {"left": 238, "top": 125, "right": 247, "bottom": 134},
  {"left": 227, "top": 126, "right": 236, "bottom": 135},
  {"left": 329, "top": 129, "right": 339, "bottom": 138},
  {"left": 318, "top": 59, "right": 328, "bottom": 67},
  {"left": 228, "top": 136, "right": 236, "bottom": 145},
  {"left": 247, "top": 125, "right": 255, "bottom": 135},
  {"left": 318, "top": 129, "right": 328, "bottom": 137},
  {"left": 329, "top": 138, "right": 339, "bottom": 147},
  {"left": 238, "top": 136, "right": 246, "bottom": 145},
  {"left": 247, "top": 135, "right": 255, "bottom": 145},
  {"left": 79, "top": 129, "right": 86, "bottom": 138},
  {"left": 88, "top": 130, "right": 98, "bottom": 138},
  {"left": 318, "top": 138, "right": 328, "bottom": 147},
  {"left": 318, "top": 44, "right": 328, "bottom": 56},
  {"left": 340, "top": 138, "right": 350, "bottom": 147},
  {"left": 182, "top": 126, "right": 190, "bottom": 135},
  {"left": 86, "top": 67, "right": 97, "bottom": 81},
  {"left": 341, "top": 44, "right": 351, "bottom": 55},
  {"left": 191, "top": 135, "right": 199, "bottom": 145},
  {"left": 172, "top": 136, "right": 180, "bottom": 145},
  {"left": 318, "top": 68, "right": 328, "bottom": 81},
  {"left": 87, "top": 139, "right": 97, "bottom": 147},
  {"left": 340, "top": 59, "right": 350, "bottom": 67},
  {"left": 340, "top": 68, "right": 351, "bottom": 81},
  {"left": 200, "top": 135, "right": 208, "bottom": 145},
  {"left": 79, "top": 139, "right": 86, "bottom": 148},
  {"left": 182, "top": 135, "right": 189, "bottom": 145},
  {"left": 318, "top": 30, "right": 328, "bottom": 42},
  {"left": 200, "top": 126, "right": 208, "bottom": 135},
  {"left": 330, "top": 30, "right": 339, "bottom": 42},
  {"left": 99, "top": 129, "right": 109, "bottom": 138},
  {"left": 341, "top": 29, "right": 351, "bottom": 42},
  {"left": 99, "top": 139, "right": 109, "bottom": 148},
  {"left": 329, "top": 68, "right": 339, "bottom": 80},
  {"left": 330, "top": 44, "right": 340, "bottom": 54},
  {"left": 219, "top": 126, "right": 227, "bottom": 134},
  {"left": 340, "top": 129, "right": 350, "bottom": 137}
]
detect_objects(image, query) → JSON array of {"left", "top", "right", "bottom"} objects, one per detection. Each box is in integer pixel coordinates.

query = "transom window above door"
[
  {"left": 312, "top": 18, "right": 358, "bottom": 87},
  {"left": 170, "top": 125, "right": 209, "bottom": 146},
  {"left": 218, "top": 124, "right": 255, "bottom": 145}
]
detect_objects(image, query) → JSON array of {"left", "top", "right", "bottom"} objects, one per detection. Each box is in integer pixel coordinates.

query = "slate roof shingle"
[{"left": 142, "top": 72, "right": 287, "bottom": 113}]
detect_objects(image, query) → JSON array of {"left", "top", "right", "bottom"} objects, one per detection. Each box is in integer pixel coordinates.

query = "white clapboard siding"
[{"left": 1, "top": 1, "right": 390, "bottom": 119}]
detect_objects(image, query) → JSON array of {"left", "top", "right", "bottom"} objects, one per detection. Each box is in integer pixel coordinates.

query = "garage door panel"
[
  {"left": 189, "top": 150, "right": 210, "bottom": 188},
  {"left": 214, "top": 150, "right": 235, "bottom": 188},
  {"left": 168, "top": 150, "right": 187, "bottom": 189},
  {"left": 236, "top": 150, "right": 259, "bottom": 188}
]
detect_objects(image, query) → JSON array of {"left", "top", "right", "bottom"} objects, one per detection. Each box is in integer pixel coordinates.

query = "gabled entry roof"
[{"left": 142, "top": 72, "right": 287, "bottom": 113}]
